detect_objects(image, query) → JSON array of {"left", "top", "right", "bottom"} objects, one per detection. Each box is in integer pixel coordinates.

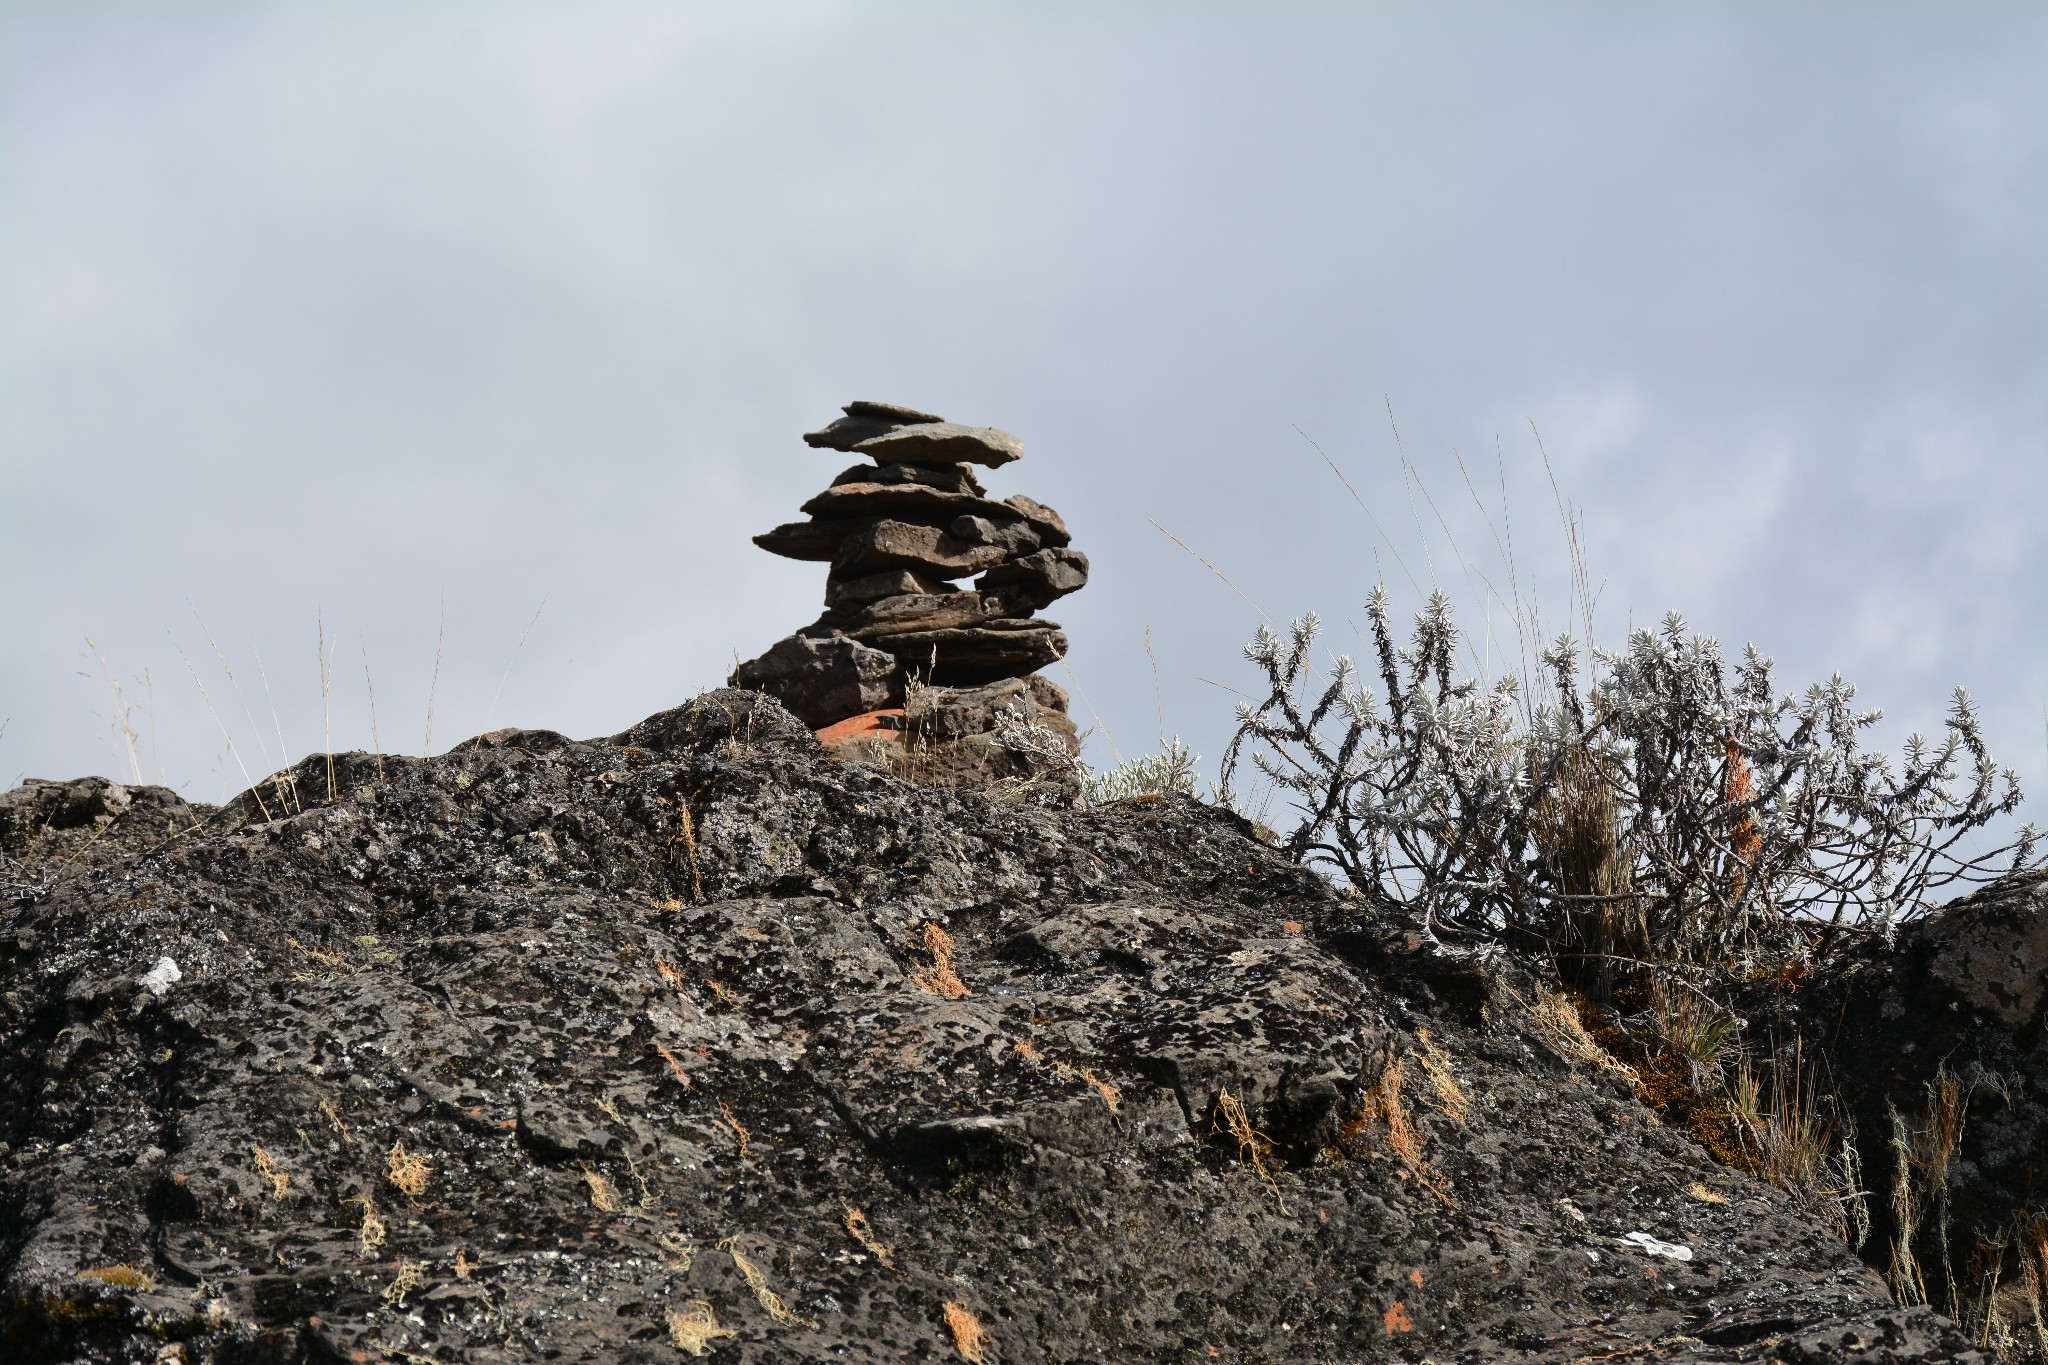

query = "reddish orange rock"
[{"left": 815, "top": 709, "right": 906, "bottom": 746}]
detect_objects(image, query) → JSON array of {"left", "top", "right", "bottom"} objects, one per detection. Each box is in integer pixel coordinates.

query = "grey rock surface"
[
  {"left": 803, "top": 402, "right": 948, "bottom": 453},
  {"left": 0, "top": 693, "right": 1981, "bottom": 1363}
]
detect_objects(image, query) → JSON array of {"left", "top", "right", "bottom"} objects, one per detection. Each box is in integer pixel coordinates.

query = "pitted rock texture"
[{"left": 0, "top": 691, "right": 1978, "bottom": 1363}]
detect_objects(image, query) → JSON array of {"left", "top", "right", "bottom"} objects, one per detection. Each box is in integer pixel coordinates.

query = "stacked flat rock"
[{"left": 732, "top": 401, "right": 1088, "bottom": 774}]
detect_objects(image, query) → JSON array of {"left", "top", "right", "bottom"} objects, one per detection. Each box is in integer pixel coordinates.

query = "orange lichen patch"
[
  {"left": 1383, "top": 1300, "right": 1414, "bottom": 1334},
  {"left": 1010, "top": 1038, "right": 1042, "bottom": 1063},
  {"left": 1408, "top": 1268, "right": 1424, "bottom": 1289},
  {"left": 816, "top": 709, "right": 906, "bottom": 746},
  {"left": 909, "top": 923, "right": 970, "bottom": 999},
  {"left": 942, "top": 1300, "right": 992, "bottom": 1363}
]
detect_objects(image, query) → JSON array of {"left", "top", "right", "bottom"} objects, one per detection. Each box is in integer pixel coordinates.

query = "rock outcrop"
[
  {"left": 0, "top": 702, "right": 1987, "bottom": 1363},
  {"left": 733, "top": 402, "right": 1086, "bottom": 790},
  {"left": 1776, "top": 871, "right": 2048, "bottom": 1328}
]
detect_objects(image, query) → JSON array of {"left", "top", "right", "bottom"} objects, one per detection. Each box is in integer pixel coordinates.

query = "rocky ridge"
[
  {"left": 0, "top": 693, "right": 1999, "bottom": 1364},
  {"left": 733, "top": 402, "right": 1087, "bottom": 788}
]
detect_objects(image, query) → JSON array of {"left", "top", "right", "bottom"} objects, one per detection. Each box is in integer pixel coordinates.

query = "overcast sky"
[{"left": 3, "top": 4, "right": 2042, "bottom": 844}]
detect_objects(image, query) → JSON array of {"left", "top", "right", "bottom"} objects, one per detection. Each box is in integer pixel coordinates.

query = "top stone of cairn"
[{"left": 804, "top": 400, "right": 1023, "bottom": 469}]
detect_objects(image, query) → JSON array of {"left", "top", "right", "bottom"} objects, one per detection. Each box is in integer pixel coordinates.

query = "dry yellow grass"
[
  {"left": 654, "top": 1041, "right": 693, "bottom": 1088},
  {"left": 252, "top": 1145, "right": 292, "bottom": 1199},
  {"left": 381, "top": 1259, "right": 423, "bottom": 1306},
  {"left": 1212, "top": 1089, "right": 1280, "bottom": 1201},
  {"left": 720, "top": 1237, "right": 818, "bottom": 1329},
  {"left": 943, "top": 1299, "right": 992, "bottom": 1363},
  {"left": 843, "top": 1204, "right": 895, "bottom": 1268},
  {"left": 386, "top": 1141, "right": 433, "bottom": 1200},
  {"left": 346, "top": 1194, "right": 387, "bottom": 1259},
  {"left": 1342, "top": 1054, "right": 1455, "bottom": 1207},
  {"left": 1686, "top": 1181, "right": 1728, "bottom": 1206},
  {"left": 719, "top": 1102, "right": 754, "bottom": 1158},
  {"left": 667, "top": 1300, "right": 738, "bottom": 1355},
  {"left": 579, "top": 1166, "right": 621, "bottom": 1213},
  {"left": 1511, "top": 984, "right": 1639, "bottom": 1084},
  {"left": 910, "top": 922, "right": 971, "bottom": 999},
  {"left": 1412, "top": 1031, "right": 1468, "bottom": 1125},
  {"left": 74, "top": 1265, "right": 153, "bottom": 1291}
]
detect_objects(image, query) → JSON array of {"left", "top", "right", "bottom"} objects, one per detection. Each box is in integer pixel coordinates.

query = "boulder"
[
  {"left": 855, "top": 422, "right": 1024, "bottom": 469},
  {"left": 978, "top": 547, "right": 1090, "bottom": 608},
  {"left": 729, "top": 633, "right": 903, "bottom": 728},
  {"left": 0, "top": 706, "right": 1975, "bottom": 1363}
]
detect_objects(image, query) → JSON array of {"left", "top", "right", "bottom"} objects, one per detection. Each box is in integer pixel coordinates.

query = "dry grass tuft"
[
  {"left": 1340, "top": 1054, "right": 1455, "bottom": 1207},
  {"left": 843, "top": 1204, "right": 895, "bottom": 1268},
  {"left": 943, "top": 1299, "right": 992, "bottom": 1363},
  {"left": 719, "top": 1102, "right": 754, "bottom": 1158},
  {"left": 1412, "top": 1030, "right": 1468, "bottom": 1125},
  {"left": 1513, "top": 984, "right": 1639, "bottom": 1084},
  {"left": 252, "top": 1145, "right": 292, "bottom": 1199},
  {"left": 75, "top": 1264, "right": 153, "bottom": 1291},
  {"left": 1686, "top": 1181, "right": 1728, "bottom": 1207},
  {"left": 579, "top": 1165, "right": 621, "bottom": 1213},
  {"left": 1212, "top": 1089, "right": 1282, "bottom": 1204},
  {"left": 666, "top": 1300, "right": 738, "bottom": 1356},
  {"left": 453, "top": 1249, "right": 477, "bottom": 1280},
  {"left": 381, "top": 1259, "right": 423, "bottom": 1306},
  {"left": 319, "top": 1097, "right": 351, "bottom": 1138},
  {"left": 1009, "top": 1038, "right": 1041, "bottom": 1063},
  {"left": 720, "top": 1237, "right": 817, "bottom": 1329},
  {"left": 386, "top": 1141, "right": 433, "bottom": 1200},
  {"left": 910, "top": 922, "right": 971, "bottom": 998},
  {"left": 654, "top": 1041, "right": 693, "bottom": 1088},
  {"left": 346, "top": 1194, "right": 387, "bottom": 1259},
  {"left": 667, "top": 798, "right": 705, "bottom": 904}
]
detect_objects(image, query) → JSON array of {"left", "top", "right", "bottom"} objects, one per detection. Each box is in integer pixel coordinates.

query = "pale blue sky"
[{"left": 3, "top": 3, "right": 2042, "bottom": 834}]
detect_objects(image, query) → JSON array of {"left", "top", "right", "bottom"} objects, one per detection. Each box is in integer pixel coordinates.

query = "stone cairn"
[{"left": 731, "top": 401, "right": 1089, "bottom": 786}]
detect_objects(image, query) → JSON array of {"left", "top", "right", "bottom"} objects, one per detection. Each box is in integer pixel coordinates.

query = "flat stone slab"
[
  {"left": 804, "top": 401, "right": 948, "bottom": 453},
  {"left": 856, "top": 422, "right": 1023, "bottom": 469},
  {"left": 828, "top": 462, "right": 985, "bottom": 497},
  {"left": 824, "top": 567, "right": 953, "bottom": 608},
  {"left": 753, "top": 518, "right": 853, "bottom": 562},
  {"left": 818, "top": 591, "right": 1007, "bottom": 641},
  {"left": 833, "top": 519, "right": 1017, "bottom": 580},
  {"left": 801, "top": 481, "right": 1018, "bottom": 526},
  {"left": 859, "top": 620, "right": 1069, "bottom": 685}
]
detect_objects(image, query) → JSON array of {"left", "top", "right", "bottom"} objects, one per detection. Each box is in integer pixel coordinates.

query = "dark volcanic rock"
[
  {"left": 799, "top": 481, "right": 1016, "bottom": 525},
  {"left": 1002, "top": 492, "right": 1071, "bottom": 549},
  {"left": 1782, "top": 871, "right": 2048, "bottom": 1306},
  {"left": 729, "top": 635, "right": 903, "bottom": 727},
  {"left": 0, "top": 693, "right": 1976, "bottom": 1362}
]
